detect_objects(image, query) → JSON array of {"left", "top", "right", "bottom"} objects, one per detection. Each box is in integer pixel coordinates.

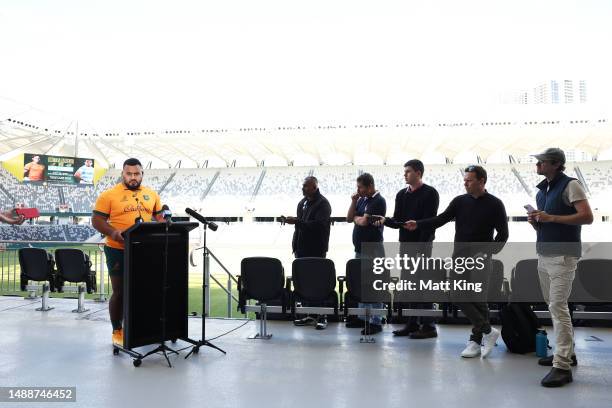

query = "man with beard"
[
  {"left": 347, "top": 172, "right": 386, "bottom": 335},
  {"left": 282, "top": 176, "right": 332, "bottom": 329},
  {"left": 528, "top": 148, "right": 593, "bottom": 387},
  {"left": 92, "top": 158, "right": 165, "bottom": 346}
]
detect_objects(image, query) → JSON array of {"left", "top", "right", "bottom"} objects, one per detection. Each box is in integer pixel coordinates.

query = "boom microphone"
[{"left": 185, "top": 207, "right": 218, "bottom": 231}]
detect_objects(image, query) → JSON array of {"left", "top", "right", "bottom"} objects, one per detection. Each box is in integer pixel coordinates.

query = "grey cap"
[{"left": 532, "top": 147, "right": 566, "bottom": 164}]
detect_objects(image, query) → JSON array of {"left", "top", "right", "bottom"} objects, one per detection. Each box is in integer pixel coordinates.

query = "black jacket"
[
  {"left": 292, "top": 190, "right": 332, "bottom": 256},
  {"left": 384, "top": 184, "right": 439, "bottom": 243}
]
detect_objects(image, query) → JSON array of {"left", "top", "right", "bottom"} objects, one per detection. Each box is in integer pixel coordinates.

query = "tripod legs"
[
  {"left": 141, "top": 343, "right": 180, "bottom": 367},
  {"left": 184, "top": 338, "right": 226, "bottom": 359}
]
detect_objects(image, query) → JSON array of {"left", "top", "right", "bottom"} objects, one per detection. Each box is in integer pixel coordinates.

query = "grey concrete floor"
[{"left": 1, "top": 296, "right": 611, "bottom": 408}]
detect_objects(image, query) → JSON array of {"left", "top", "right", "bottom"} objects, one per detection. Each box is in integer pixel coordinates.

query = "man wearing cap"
[{"left": 527, "top": 147, "right": 593, "bottom": 387}]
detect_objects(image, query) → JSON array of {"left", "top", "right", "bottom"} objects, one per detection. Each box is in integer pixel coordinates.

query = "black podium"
[{"left": 114, "top": 221, "right": 197, "bottom": 366}]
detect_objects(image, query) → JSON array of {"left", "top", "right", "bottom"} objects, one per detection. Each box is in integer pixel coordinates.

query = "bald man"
[
  {"left": 282, "top": 176, "right": 332, "bottom": 330},
  {"left": 283, "top": 176, "right": 332, "bottom": 258}
]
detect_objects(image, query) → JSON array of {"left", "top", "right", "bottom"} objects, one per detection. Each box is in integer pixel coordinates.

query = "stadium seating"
[
  {"left": 18, "top": 248, "right": 56, "bottom": 311},
  {"left": 0, "top": 225, "right": 98, "bottom": 242},
  {"left": 290, "top": 257, "right": 339, "bottom": 319},
  {"left": 238, "top": 256, "right": 287, "bottom": 339},
  {"left": 54, "top": 248, "right": 97, "bottom": 294},
  {"left": 3, "top": 160, "right": 612, "bottom": 218}
]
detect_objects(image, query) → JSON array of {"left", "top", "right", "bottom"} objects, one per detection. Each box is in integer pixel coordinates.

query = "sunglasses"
[{"left": 536, "top": 160, "right": 553, "bottom": 165}]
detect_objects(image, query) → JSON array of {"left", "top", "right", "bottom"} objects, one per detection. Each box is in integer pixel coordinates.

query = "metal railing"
[
  {"left": 0, "top": 241, "right": 109, "bottom": 301},
  {"left": 0, "top": 240, "right": 241, "bottom": 318}
]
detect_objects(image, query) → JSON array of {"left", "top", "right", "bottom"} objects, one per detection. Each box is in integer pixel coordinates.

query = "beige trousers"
[{"left": 537, "top": 254, "right": 579, "bottom": 370}]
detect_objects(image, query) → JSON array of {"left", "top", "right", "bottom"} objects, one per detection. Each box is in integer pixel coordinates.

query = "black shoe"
[
  {"left": 538, "top": 354, "right": 577, "bottom": 367},
  {"left": 409, "top": 326, "right": 438, "bottom": 339},
  {"left": 294, "top": 316, "right": 316, "bottom": 326},
  {"left": 345, "top": 318, "right": 366, "bottom": 328},
  {"left": 392, "top": 323, "right": 419, "bottom": 337},
  {"left": 361, "top": 324, "right": 383, "bottom": 335},
  {"left": 541, "top": 368, "right": 573, "bottom": 387},
  {"left": 315, "top": 316, "right": 328, "bottom": 330}
]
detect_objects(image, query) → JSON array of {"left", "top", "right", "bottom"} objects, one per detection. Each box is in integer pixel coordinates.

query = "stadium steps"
[
  {"left": 511, "top": 167, "right": 532, "bottom": 196},
  {"left": 58, "top": 187, "right": 66, "bottom": 205},
  {"left": 159, "top": 171, "right": 176, "bottom": 194},
  {"left": 250, "top": 169, "right": 266, "bottom": 202},
  {"left": 0, "top": 184, "right": 13, "bottom": 205},
  {"left": 200, "top": 171, "right": 220, "bottom": 200},
  {"left": 61, "top": 225, "right": 69, "bottom": 241},
  {"left": 574, "top": 166, "right": 591, "bottom": 195}
]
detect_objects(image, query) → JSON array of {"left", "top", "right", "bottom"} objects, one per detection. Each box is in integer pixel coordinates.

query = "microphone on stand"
[
  {"left": 161, "top": 204, "right": 173, "bottom": 223},
  {"left": 133, "top": 192, "right": 143, "bottom": 223},
  {"left": 185, "top": 207, "right": 218, "bottom": 231}
]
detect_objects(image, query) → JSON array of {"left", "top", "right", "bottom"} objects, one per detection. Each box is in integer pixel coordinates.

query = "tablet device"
[{"left": 15, "top": 208, "right": 40, "bottom": 219}]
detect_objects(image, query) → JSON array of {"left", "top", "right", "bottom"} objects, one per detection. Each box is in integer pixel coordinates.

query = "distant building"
[{"left": 501, "top": 80, "right": 587, "bottom": 104}]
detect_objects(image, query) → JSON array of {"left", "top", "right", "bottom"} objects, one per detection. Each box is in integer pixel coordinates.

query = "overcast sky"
[{"left": 1, "top": 0, "right": 610, "bottom": 129}]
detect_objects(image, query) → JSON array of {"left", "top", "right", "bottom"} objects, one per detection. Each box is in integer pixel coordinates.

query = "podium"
[{"left": 114, "top": 221, "right": 197, "bottom": 366}]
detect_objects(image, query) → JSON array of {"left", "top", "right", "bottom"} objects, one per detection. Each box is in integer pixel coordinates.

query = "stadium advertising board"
[{"left": 23, "top": 154, "right": 95, "bottom": 185}]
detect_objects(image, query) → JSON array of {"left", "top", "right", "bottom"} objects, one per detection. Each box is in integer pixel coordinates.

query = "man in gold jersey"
[
  {"left": 92, "top": 158, "right": 165, "bottom": 346},
  {"left": 24, "top": 155, "right": 45, "bottom": 181}
]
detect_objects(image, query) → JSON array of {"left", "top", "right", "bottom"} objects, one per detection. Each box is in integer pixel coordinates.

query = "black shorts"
[{"left": 104, "top": 246, "right": 124, "bottom": 278}]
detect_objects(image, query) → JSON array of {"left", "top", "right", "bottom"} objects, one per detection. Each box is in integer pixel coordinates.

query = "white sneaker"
[
  {"left": 481, "top": 327, "right": 500, "bottom": 358},
  {"left": 461, "top": 341, "right": 481, "bottom": 358}
]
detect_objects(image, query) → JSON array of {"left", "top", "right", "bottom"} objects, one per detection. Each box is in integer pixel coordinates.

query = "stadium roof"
[{"left": 1, "top": 100, "right": 610, "bottom": 168}]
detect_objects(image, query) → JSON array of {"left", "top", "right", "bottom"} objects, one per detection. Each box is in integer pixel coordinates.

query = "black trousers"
[{"left": 295, "top": 251, "right": 326, "bottom": 258}]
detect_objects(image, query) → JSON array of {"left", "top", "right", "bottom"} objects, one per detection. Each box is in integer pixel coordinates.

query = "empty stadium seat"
[
  {"left": 54, "top": 249, "right": 97, "bottom": 293},
  {"left": 572, "top": 259, "right": 612, "bottom": 305},
  {"left": 509, "top": 259, "right": 543, "bottom": 304},
  {"left": 339, "top": 258, "right": 391, "bottom": 321},
  {"left": 488, "top": 259, "right": 509, "bottom": 303},
  {"left": 54, "top": 249, "right": 97, "bottom": 313},
  {"left": 18, "top": 248, "right": 56, "bottom": 311},
  {"left": 290, "top": 257, "right": 339, "bottom": 319},
  {"left": 338, "top": 259, "right": 361, "bottom": 320},
  {"left": 238, "top": 257, "right": 288, "bottom": 339}
]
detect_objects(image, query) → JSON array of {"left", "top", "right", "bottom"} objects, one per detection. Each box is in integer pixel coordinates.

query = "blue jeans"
[
  {"left": 358, "top": 302, "right": 383, "bottom": 325},
  {"left": 355, "top": 252, "right": 383, "bottom": 324}
]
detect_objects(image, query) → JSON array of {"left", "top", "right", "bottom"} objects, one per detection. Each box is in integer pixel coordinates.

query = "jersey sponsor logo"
[{"left": 122, "top": 204, "right": 151, "bottom": 214}]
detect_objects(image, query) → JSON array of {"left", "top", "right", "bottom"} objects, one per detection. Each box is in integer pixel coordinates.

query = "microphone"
[
  {"left": 133, "top": 192, "right": 143, "bottom": 223},
  {"left": 161, "top": 204, "right": 172, "bottom": 221},
  {"left": 185, "top": 207, "right": 218, "bottom": 231}
]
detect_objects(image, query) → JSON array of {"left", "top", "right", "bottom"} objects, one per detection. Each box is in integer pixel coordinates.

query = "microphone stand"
[{"left": 185, "top": 217, "right": 226, "bottom": 358}]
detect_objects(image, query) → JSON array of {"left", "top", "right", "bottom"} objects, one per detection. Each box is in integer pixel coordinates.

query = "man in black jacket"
[
  {"left": 379, "top": 159, "right": 440, "bottom": 339},
  {"left": 407, "top": 165, "right": 508, "bottom": 359},
  {"left": 284, "top": 176, "right": 332, "bottom": 258},
  {"left": 282, "top": 176, "right": 332, "bottom": 329}
]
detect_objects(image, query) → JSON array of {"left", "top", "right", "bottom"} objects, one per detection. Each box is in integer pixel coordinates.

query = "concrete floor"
[{"left": 1, "top": 296, "right": 611, "bottom": 408}]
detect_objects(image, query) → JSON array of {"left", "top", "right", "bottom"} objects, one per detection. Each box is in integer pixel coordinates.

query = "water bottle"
[{"left": 536, "top": 330, "right": 548, "bottom": 358}]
